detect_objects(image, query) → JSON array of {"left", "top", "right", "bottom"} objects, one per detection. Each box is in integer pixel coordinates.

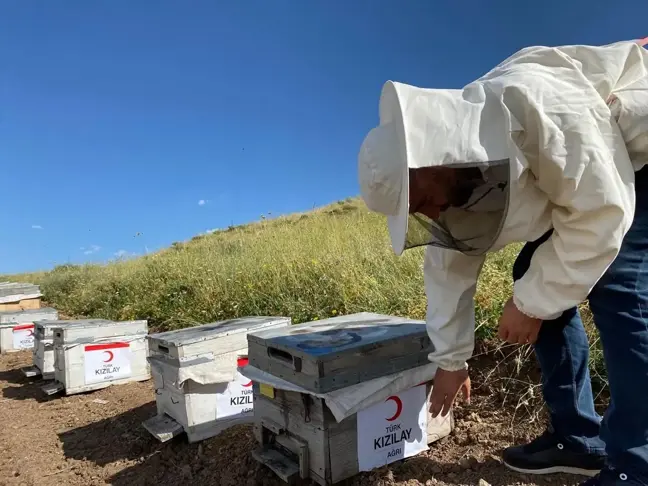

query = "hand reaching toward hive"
[
  {"left": 429, "top": 368, "right": 471, "bottom": 418},
  {"left": 497, "top": 297, "right": 543, "bottom": 345}
]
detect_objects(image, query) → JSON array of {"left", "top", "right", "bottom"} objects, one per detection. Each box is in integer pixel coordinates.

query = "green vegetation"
[
  {"left": 7, "top": 199, "right": 516, "bottom": 333},
  {"left": 3, "top": 198, "right": 606, "bottom": 389}
]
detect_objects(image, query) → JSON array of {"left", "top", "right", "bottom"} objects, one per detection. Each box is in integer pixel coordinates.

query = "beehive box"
[
  {"left": 21, "top": 319, "right": 114, "bottom": 379},
  {"left": 247, "top": 312, "right": 433, "bottom": 394},
  {"left": 0, "top": 307, "right": 59, "bottom": 354},
  {"left": 142, "top": 316, "right": 291, "bottom": 443},
  {"left": 0, "top": 283, "right": 42, "bottom": 312},
  {"left": 42, "top": 319, "right": 150, "bottom": 396},
  {"left": 251, "top": 381, "right": 454, "bottom": 485}
]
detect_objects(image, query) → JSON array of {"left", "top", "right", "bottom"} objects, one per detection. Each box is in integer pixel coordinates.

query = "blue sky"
[{"left": 1, "top": 1, "right": 646, "bottom": 274}]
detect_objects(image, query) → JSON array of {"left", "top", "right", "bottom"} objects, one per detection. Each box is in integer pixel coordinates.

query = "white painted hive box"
[
  {"left": 252, "top": 381, "right": 454, "bottom": 485},
  {"left": 49, "top": 319, "right": 150, "bottom": 395},
  {"left": 26, "top": 319, "right": 114, "bottom": 380},
  {"left": 143, "top": 316, "right": 291, "bottom": 443},
  {"left": 0, "top": 307, "right": 59, "bottom": 353}
]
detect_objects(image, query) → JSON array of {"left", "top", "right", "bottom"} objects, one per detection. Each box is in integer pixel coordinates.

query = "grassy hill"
[
  {"left": 6, "top": 198, "right": 519, "bottom": 335},
  {"left": 4, "top": 197, "right": 608, "bottom": 395}
]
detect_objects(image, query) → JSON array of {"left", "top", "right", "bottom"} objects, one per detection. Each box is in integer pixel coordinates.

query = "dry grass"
[{"left": 3, "top": 198, "right": 607, "bottom": 412}]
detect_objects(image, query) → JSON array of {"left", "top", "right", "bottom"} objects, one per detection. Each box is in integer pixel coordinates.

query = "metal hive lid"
[
  {"left": 248, "top": 312, "right": 429, "bottom": 359},
  {"left": 149, "top": 316, "right": 291, "bottom": 347},
  {"left": 0, "top": 307, "right": 58, "bottom": 324},
  {"left": 36, "top": 318, "right": 115, "bottom": 329}
]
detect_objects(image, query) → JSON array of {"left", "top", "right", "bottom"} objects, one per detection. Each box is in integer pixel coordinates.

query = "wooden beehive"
[
  {"left": 248, "top": 312, "right": 433, "bottom": 394},
  {"left": 251, "top": 381, "right": 454, "bottom": 485},
  {"left": 0, "top": 307, "right": 59, "bottom": 354},
  {"left": 41, "top": 319, "right": 150, "bottom": 396},
  {"left": 21, "top": 319, "right": 114, "bottom": 380},
  {"left": 142, "top": 316, "right": 291, "bottom": 443},
  {"left": 0, "top": 283, "right": 42, "bottom": 312}
]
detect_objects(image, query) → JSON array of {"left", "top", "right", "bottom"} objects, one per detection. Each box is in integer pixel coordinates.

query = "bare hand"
[
  {"left": 430, "top": 368, "right": 470, "bottom": 418},
  {"left": 497, "top": 297, "right": 542, "bottom": 345}
]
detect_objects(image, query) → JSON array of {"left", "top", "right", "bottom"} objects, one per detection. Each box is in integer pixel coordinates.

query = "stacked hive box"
[
  {"left": 42, "top": 319, "right": 150, "bottom": 396},
  {"left": 22, "top": 319, "right": 114, "bottom": 379},
  {"left": 0, "top": 283, "right": 42, "bottom": 312},
  {"left": 142, "top": 316, "right": 291, "bottom": 443},
  {"left": 0, "top": 307, "right": 58, "bottom": 354},
  {"left": 246, "top": 312, "right": 454, "bottom": 485}
]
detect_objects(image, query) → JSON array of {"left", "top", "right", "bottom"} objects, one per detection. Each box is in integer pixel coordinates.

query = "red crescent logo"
[
  {"left": 27, "top": 330, "right": 35, "bottom": 337},
  {"left": 385, "top": 396, "right": 403, "bottom": 422},
  {"left": 103, "top": 350, "right": 114, "bottom": 363},
  {"left": 237, "top": 357, "right": 253, "bottom": 387}
]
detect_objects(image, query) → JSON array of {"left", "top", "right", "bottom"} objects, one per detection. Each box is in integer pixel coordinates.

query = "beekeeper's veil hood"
[{"left": 358, "top": 81, "right": 511, "bottom": 256}]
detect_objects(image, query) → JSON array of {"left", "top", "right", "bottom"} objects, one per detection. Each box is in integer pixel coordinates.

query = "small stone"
[
  {"left": 468, "top": 412, "right": 483, "bottom": 423},
  {"left": 479, "top": 479, "right": 491, "bottom": 486}
]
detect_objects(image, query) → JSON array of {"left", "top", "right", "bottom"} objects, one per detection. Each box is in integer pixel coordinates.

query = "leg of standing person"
[
  {"left": 581, "top": 165, "right": 648, "bottom": 485},
  {"left": 502, "top": 229, "right": 607, "bottom": 477}
]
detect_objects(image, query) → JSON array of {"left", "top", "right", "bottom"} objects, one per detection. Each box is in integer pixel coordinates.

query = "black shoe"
[
  {"left": 502, "top": 430, "right": 606, "bottom": 477},
  {"left": 580, "top": 468, "right": 642, "bottom": 485}
]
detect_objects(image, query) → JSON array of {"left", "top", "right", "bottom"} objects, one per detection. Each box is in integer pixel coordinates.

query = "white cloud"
[
  {"left": 198, "top": 199, "right": 208, "bottom": 206},
  {"left": 81, "top": 245, "right": 101, "bottom": 255},
  {"left": 114, "top": 249, "right": 137, "bottom": 259},
  {"left": 31, "top": 225, "right": 43, "bottom": 230}
]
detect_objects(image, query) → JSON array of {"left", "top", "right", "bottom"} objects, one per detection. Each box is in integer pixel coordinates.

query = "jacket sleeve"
[
  {"left": 483, "top": 44, "right": 642, "bottom": 320},
  {"left": 423, "top": 245, "right": 485, "bottom": 371},
  {"left": 608, "top": 76, "right": 648, "bottom": 169}
]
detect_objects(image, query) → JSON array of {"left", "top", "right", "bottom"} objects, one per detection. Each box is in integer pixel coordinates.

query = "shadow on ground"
[
  {"left": 58, "top": 401, "right": 159, "bottom": 466},
  {"left": 1, "top": 375, "right": 58, "bottom": 403},
  {"left": 108, "top": 424, "right": 283, "bottom": 486},
  {"left": 0, "top": 366, "right": 34, "bottom": 385}
]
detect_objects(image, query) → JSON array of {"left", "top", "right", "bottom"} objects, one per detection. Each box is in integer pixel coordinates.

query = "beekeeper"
[{"left": 358, "top": 39, "right": 648, "bottom": 486}]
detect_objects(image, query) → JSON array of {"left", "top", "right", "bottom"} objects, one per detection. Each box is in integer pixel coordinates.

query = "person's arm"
[
  {"left": 423, "top": 245, "right": 485, "bottom": 370},
  {"left": 608, "top": 75, "right": 648, "bottom": 169},
  {"left": 481, "top": 44, "right": 641, "bottom": 320}
]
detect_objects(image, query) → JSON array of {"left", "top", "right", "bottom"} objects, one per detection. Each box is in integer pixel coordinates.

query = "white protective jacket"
[{"left": 385, "top": 41, "right": 648, "bottom": 372}]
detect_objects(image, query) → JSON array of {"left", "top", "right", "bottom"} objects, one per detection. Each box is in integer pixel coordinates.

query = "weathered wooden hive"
[
  {"left": 246, "top": 312, "right": 454, "bottom": 485},
  {"left": 0, "top": 307, "right": 59, "bottom": 354},
  {"left": 42, "top": 319, "right": 150, "bottom": 396},
  {"left": 0, "top": 283, "right": 42, "bottom": 312},
  {"left": 247, "top": 312, "right": 434, "bottom": 394},
  {"left": 142, "top": 316, "right": 291, "bottom": 443},
  {"left": 21, "top": 319, "right": 114, "bottom": 380}
]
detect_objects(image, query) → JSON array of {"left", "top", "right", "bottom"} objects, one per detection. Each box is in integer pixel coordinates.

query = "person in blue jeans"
[
  {"left": 503, "top": 164, "right": 648, "bottom": 485},
  {"left": 357, "top": 38, "right": 648, "bottom": 485}
]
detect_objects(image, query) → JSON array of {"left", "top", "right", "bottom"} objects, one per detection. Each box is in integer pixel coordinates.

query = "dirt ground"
[{"left": 0, "top": 349, "right": 587, "bottom": 486}]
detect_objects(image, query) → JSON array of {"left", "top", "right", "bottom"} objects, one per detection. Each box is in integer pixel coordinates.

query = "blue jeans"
[{"left": 513, "top": 166, "right": 648, "bottom": 482}]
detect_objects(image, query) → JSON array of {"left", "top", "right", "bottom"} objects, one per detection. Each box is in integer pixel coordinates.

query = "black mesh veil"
[{"left": 404, "top": 159, "right": 510, "bottom": 256}]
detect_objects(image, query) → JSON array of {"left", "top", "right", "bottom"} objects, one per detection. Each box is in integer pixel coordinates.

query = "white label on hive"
[
  {"left": 357, "top": 384, "right": 428, "bottom": 471},
  {"left": 12, "top": 323, "right": 35, "bottom": 350},
  {"left": 215, "top": 357, "right": 254, "bottom": 419},
  {"left": 84, "top": 342, "right": 132, "bottom": 385}
]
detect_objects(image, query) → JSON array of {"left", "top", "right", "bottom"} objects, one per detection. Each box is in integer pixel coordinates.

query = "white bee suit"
[{"left": 358, "top": 40, "right": 648, "bottom": 372}]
